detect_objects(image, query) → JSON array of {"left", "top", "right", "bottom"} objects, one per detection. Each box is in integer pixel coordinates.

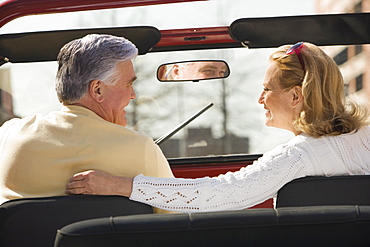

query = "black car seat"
[
  {"left": 276, "top": 175, "right": 370, "bottom": 207},
  {"left": 54, "top": 205, "right": 370, "bottom": 247},
  {"left": 0, "top": 195, "right": 153, "bottom": 247}
]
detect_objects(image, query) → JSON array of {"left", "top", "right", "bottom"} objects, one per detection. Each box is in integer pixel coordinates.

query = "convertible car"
[{"left": 0, "top": 0, "right": 369, "bottom": 246}]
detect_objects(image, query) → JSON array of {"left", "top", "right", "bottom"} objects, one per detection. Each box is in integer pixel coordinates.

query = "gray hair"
[{"left": 55, "top": 34, "right": 138, "bottom": 104}]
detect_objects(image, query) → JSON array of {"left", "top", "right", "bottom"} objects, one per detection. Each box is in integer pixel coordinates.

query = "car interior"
[{"left": 0, "top": 1, "right": 369, "bottom": 246}]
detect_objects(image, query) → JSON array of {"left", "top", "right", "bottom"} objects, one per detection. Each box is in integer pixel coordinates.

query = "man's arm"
[{"left": 65, "top": 170, "right": 133, "bottom": 197}]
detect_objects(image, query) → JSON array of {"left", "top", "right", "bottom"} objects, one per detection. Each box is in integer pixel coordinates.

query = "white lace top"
[{"left": 130, "top": 126, "right": 370, "bottom": 213}]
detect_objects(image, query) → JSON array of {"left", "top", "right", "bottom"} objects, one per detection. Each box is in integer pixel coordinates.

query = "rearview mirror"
[{"left": 157, "top": 60, "right": 230, "bottom": 82}]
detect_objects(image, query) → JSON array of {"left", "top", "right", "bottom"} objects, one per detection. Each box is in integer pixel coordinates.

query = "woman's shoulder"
[
  {"left": 287, "top": 126, "right": 370, "bottom": 154},
  {"left": 357, "top": 125, "right": 370, "bottom": 134},
  {"left": 263, "top": 134, "right": 326, "bottom": 160},
  {"left": 291, "top": 125, "right": 370, "bottom": 144},
  {"left": 261, "top": 135, "right": 312, "bottom": 159}
]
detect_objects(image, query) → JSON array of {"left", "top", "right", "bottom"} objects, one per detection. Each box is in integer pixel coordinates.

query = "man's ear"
[
  {"left": 291, "top": 85, "right": 303, "bottom": 108},
  {"left": 89, "top": 80, "right": 104, "bottom": 103},
  {"left": 171, "top": 65, "right": 180, "bottom": 79}
]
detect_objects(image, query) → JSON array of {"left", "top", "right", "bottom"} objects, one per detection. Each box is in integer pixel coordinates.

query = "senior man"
[{"left": 0, "top": 34, "right": 173, "bottom": 213}]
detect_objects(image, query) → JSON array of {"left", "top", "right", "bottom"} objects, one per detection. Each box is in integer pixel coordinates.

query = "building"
[
  {"left": 159, "top": 128, "right": 249, "bottom": 158},
  {"left": 316, "top": 0, "right": 370, "bottom": 109},
  {"left": 0, "top": 68, "right": 16, "bottom": 125}
]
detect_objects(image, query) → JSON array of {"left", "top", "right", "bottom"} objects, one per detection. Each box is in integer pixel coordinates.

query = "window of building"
[
  {"left": 355, "top": 44, "right": 362, "bottom": 55},
  {"left": 356, "top": 74, "right": 363, "bottom": 91},
  {"left": 344, "top": 83, "right": 349, "bottom": 96},
  {"left": 334, "top": 48, "right": 348, "bottom": 66},
  {"left": 354, "top": 1, "right": 362, "bottom": 13}
]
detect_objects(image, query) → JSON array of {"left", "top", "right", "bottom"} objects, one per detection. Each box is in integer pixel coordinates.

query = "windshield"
[{"left": 0, "top": 0, "right": 368, "bottom": 158}]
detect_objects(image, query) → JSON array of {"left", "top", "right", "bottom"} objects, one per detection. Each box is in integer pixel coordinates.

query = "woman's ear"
[
  {"left": 291, "top": 85, "right": 303, "bottom": 108},
  {"left": 89, "top": 80, "right": 104, "bottom": 103}
]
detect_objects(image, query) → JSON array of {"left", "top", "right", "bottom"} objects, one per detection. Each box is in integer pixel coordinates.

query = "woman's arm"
[{"left": 66, "top": 141, "right": 311, "bottom": 213}]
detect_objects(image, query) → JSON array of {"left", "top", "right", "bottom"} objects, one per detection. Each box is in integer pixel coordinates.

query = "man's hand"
[{"left": 65, "top": 170, "right": 133, "bottom": 197}]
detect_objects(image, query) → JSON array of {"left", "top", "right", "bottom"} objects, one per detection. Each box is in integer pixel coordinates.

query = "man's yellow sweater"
[{"left": 0, "top": 105, "right": 174, "bottom": 213}]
